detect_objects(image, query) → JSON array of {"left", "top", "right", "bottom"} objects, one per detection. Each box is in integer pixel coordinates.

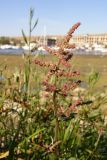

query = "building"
[
  {"left": 47, "top": 37, "right": 57, "bottom": 46},
  {"left": 70, "top": 34, "right": 107, "bottom": 45}
]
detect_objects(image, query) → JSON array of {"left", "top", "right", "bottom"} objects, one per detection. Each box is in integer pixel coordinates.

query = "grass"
[
  {"left": 72, "top": 55, "right": 107, "bottom": 90},
  {"left": 0, "top": 54, "right": 107, "bottom": 90}
]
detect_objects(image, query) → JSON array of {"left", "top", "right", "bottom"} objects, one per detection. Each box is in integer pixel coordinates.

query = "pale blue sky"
[{"left": 0, "top": 0, "right": 107, "bottom": 36}]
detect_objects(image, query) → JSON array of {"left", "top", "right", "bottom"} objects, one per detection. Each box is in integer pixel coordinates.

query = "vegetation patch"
[{"left": 0, "top": 8, "right": 107, "bottom": 160}]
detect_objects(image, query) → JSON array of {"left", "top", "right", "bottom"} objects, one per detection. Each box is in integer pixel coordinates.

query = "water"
[
  {"left": 0, "top": 48, "right": 24, "bottom": 55},
  {"left": 0, "top": 48, "right": 107, "bottom": 55},
  {"left": 0, "top": 48, "right": 48, "bottom": 55},
  {"left": 74, "top": 49, "right": 107, "bottom": 55}
]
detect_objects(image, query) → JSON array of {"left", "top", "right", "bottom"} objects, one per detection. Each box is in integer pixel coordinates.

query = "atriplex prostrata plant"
[
  {"left": 35, "top": 22, "right": 81, "bottom": 138},
  {"left": 34, "top": 23, "right": 107, "bottom": 159},
  {"left": 35, "top": 23, "right": 81, "bottom": 155}
]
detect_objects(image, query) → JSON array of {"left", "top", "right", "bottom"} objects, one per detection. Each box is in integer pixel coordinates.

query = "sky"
[{"left": 0, "top": 0, "right": 107, "bottom": 36}]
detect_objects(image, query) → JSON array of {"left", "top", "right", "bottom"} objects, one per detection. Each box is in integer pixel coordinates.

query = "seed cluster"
[{"left": 35, "top": 22, "right": 82, "bottom": 118}]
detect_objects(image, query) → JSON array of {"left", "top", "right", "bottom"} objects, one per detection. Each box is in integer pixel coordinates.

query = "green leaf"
[
  {"left": 18, "top": 128, "right": 45, "bottom": 147},
  {"left": 88, "top": 109, "right": 100, "bottom": 119},
  {"left": 30, "top": 8, "right": 34, "bottom": 21},
  {"left": 86, "top": 149, "right": 93, "bottom": 154},
  {"left": 68, "top": 158, "right": 77, "bottom": 160},
  {"left": 88, "top": 71, "right": 100, "bottom": 87},
  {"left": 24, "top": 63, "right": 30, "bottom": 91},
  {"left": 51, "top": 119, "right": 56, "bottom": 126},
  {"left": 48, "top": 153, "right": 57, "bottom": 160},
  {"left": 22, "top": 29, "right": 28, "bottom": 44},
  {"left": 63, "top": 120, "right": 73, "bottom": 143},
  {"left": 31, "top": 18, "right": 38, "bottom": 32}
]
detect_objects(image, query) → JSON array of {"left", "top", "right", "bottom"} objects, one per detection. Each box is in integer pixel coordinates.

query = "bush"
[{"left": 0, "top": 37, "right": 10, "bottom": 45}]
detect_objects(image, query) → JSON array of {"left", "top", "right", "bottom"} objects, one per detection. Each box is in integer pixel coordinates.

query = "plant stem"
[{"left": 53, "top": 91, "right": 59, "bottom": 142}]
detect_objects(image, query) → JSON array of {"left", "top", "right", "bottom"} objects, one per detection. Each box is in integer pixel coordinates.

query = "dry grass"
[
  {"left": 0, "top": 54, "right": 107, "bottom": 89},
  {"left": 72, "top": 55, "right": 107, "bottom": 89}
]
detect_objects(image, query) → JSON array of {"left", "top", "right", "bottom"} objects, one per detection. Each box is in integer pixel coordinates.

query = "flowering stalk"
[
  {"left": 35, "top": 22, "right": 81, "bottom": 146},
  {"left": 22, "top": 8, "right": 38, "bottom": 96}
]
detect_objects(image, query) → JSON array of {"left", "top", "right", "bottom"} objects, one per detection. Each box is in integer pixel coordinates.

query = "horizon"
[
  {"left": 1, "top": 32, "right": 107, "bottom": 38},
  {"left": 0, "top": 0, "right": 107, "bottom": 36}
]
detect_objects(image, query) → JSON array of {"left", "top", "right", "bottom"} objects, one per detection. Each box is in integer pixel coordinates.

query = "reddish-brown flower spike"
[
  {"left": 68, "top": 44, "right": 75, "bottom": 49},
  {"left": 63, "top": 52, "right": 73, "bottom": 61},
  {"left": 72, "top": 22, "right": 81, "bottom": 29},
  {"left": 59, "top": 22, "right": 81, "bottom": 49},
  {"left": 67, "top": 22, "right": 81, "bottom": 37}
]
